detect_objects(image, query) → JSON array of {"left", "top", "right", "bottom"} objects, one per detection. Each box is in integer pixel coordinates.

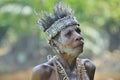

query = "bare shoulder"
[
  {"left": 81, "top": 59, "right": 96, "bottom": 80},
  {"left": 31, "top": 60, "right": 54, "bottom": 80},
  {"left": 81, "top": 59, "right": 96, "bottom": 70}
]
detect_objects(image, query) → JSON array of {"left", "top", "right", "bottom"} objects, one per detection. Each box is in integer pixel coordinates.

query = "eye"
[
  {"left": 77, "top": 24, "right": 80, "bottom": 26},
  {"left": 65, "top": 30, "right": 72, "bottom": 36},
  {"left": 75, "top": 28, "right": 81, "bottom": 34}
]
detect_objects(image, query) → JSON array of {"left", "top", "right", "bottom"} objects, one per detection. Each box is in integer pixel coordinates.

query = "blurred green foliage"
[{"left": 0, "top": 0, "right": 120, "bottom": 52}]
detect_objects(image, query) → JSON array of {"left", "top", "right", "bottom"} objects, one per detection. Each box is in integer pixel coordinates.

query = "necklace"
[{"left": 53, "top": 57, "right": 87, "bottom": 80}]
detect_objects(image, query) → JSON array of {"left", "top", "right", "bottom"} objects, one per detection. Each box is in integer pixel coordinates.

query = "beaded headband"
[{"left": 45, "top": 15, "right": 78, "bottom": 40}]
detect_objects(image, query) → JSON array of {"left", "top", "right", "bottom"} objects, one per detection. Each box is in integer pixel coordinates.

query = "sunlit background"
[{"left": 0, "top": 0, "right": 120, "bottom": 80}]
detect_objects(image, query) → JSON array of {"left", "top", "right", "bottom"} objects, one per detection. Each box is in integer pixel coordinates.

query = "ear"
[{"left": 49, "top": 39, "right": 58, "bottom": 48}]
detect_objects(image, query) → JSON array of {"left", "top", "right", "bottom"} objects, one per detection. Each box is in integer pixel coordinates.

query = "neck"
[{"left": 56, "top": 54, "right": 78, "bottom": 70}]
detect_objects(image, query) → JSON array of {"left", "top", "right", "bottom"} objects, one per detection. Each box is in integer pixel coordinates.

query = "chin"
[
  {"left": 80, "top": 48, "right": 83, "bottom": 52},
  {"left": 77, "top": 45, "right": 83, "bottom": 51},
  {"left": 76, "top": 47, "right": 83, "bottom": 55}
]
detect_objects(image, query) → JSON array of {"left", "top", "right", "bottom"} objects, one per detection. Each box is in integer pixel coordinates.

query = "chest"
[{"left": 49, "top": 70, "right": 90, "bottom": 80}]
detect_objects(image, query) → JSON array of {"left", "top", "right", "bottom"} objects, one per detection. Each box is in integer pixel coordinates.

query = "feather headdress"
[{"left": 38, "top": 3, "right": 79, "bottom": 40}]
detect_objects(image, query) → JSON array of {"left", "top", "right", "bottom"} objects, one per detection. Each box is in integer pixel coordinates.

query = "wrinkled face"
[{"left": 55, "top": 24, "right": 84, "bottom": 56}]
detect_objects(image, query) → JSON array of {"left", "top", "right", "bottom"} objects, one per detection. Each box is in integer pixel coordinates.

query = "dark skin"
[{"left": 32, "top": 24, "right": 96, "bottom": 80}]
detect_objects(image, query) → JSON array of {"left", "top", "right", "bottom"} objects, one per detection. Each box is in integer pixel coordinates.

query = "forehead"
[{"left": 61, "top": 24, "right": 80, "bottom": 32}]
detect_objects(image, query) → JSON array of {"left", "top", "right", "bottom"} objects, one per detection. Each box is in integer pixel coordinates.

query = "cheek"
[
  {"left": 62, "top": 37, "right": 75, "bottom": 48},
  {"left": 59, "top": 35, "right": 76, "bottom": 48},
  {"left": 65, "top": 39, "right": 79, "bottom": 49}
]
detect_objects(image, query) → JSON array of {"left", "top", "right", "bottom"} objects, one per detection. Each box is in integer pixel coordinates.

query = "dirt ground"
[
  {"left": 95, "top": 72, "right": 120, "bottom": 80},
  {"left": 0, "top": 69, "right": 120, "bottom": 80}
]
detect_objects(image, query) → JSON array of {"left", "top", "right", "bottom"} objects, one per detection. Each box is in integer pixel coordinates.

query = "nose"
[{"left": 74, "top": 32, "right": 83, "bottom": 41}]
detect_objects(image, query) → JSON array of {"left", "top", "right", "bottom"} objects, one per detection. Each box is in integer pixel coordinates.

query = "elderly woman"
[{"left": 32, "top": 3, "right": 96, "bottom": 80}]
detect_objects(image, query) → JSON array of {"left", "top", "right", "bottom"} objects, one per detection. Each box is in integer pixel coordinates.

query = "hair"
[{"left": 38, "top": 2, "right": 73, "bottom": 32}]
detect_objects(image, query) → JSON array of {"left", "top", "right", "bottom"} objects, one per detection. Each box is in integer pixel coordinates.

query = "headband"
[{"left": 45, "top": 15, "right": 78, "bottom": 40}]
